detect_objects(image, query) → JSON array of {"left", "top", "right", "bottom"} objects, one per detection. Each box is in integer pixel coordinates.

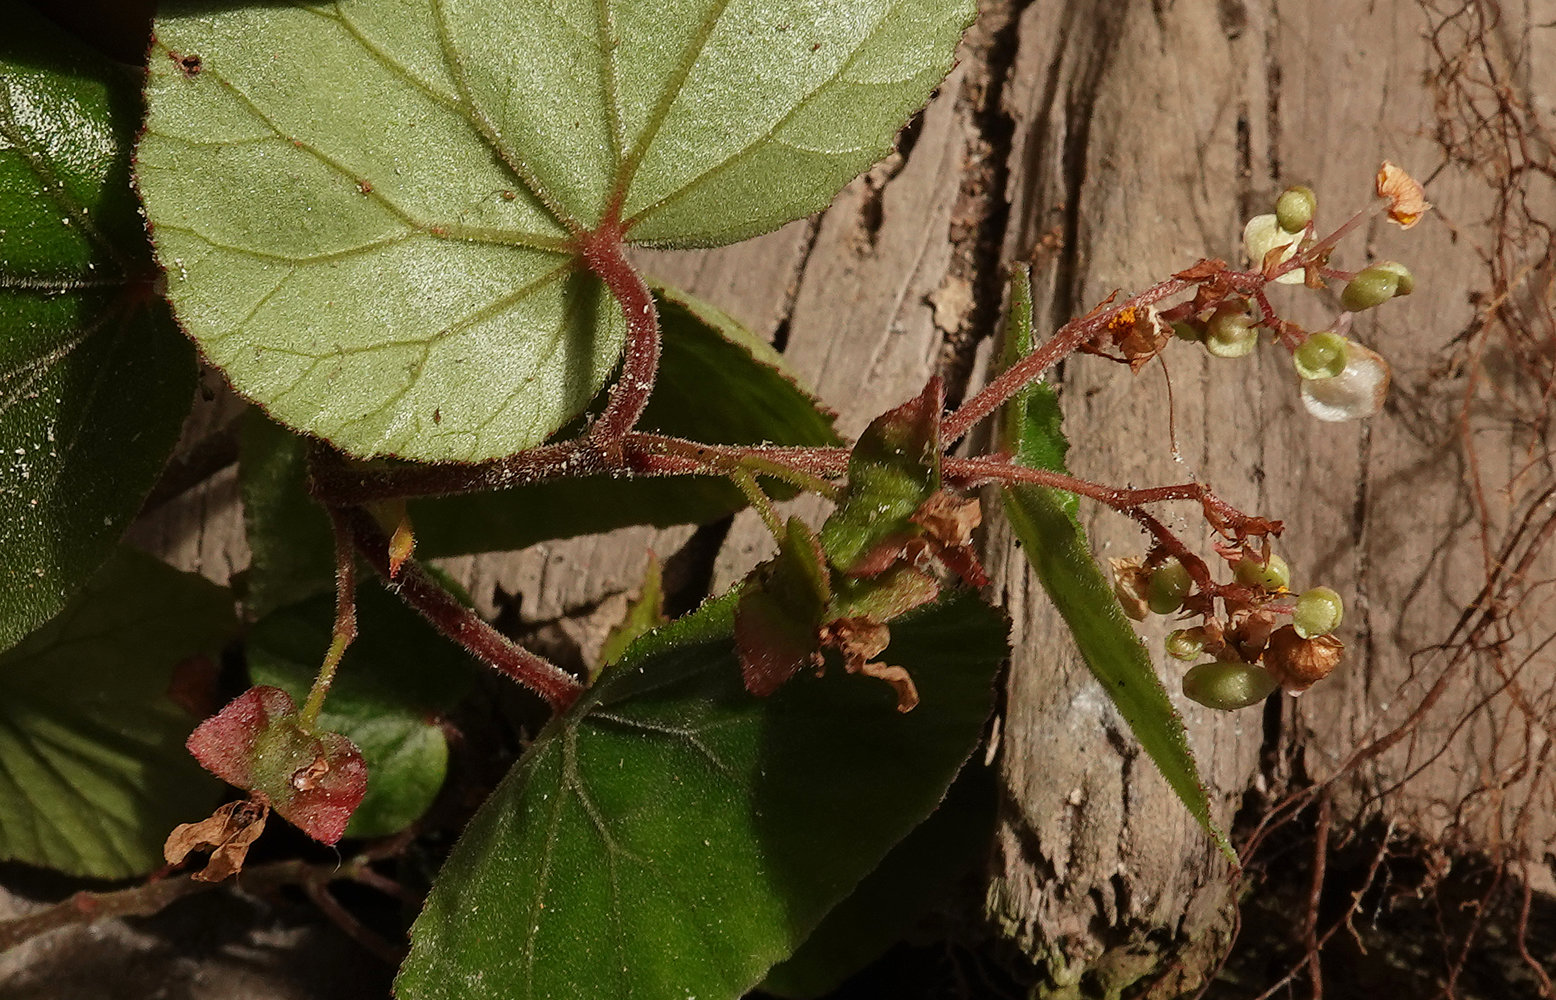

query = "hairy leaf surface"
[
  {"left": 137, "top": 0, "right": 968, "bottom": 460},
  {"left": 0, "top": 4, "right": 195, "bottom": 650},
  {"left": 396, "top": 591, "right": 1005, "bottom": 1000}
]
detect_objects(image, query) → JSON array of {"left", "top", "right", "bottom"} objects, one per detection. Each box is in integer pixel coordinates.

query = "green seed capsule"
[
  {"left": 1294, "top": 332, "right": 1350, "bottom": 380},
  {"left": 1147, "top": 560, "right": 1193, "bottom": 615},
  {"left": 1372, "top": 260, "right": 1414, "bottom": 297},
  {"left": 1275, "top": 185, "right": 1317, "bottom": 233},
  {"left": 1341, "top": 266, "right": 1402, "bottom": 311},
  {"left": 1234, "top": 552, "right": 1290, "bottom": 591},
  {"left": 1165, "top": 629, "right": 1206, "bottom": 661},
  {"left": 1206, "top": 307, "right": 1258, "bottom": 358},
  {"left": 1293, "top": 586, "right": 1344, "bottom": 638},
  {"left": 1183, "top": 661, "right": 1280, "bottom": 711}
]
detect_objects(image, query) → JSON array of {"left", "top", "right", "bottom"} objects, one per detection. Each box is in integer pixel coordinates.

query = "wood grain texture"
[{"left": 120, "top": 0, "right": 1555, "bottom": 982}]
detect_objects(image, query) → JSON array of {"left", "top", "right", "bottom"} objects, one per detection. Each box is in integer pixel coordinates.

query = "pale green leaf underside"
[{"left": 138, "top": 0, "right": 969, "bottom": 461}]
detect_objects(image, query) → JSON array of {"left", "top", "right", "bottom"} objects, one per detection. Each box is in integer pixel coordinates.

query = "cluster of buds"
[
  {"left": 1112, "top": 547, "right": 1347, "bottom": 712},
  {"left": 1143, "top": 163, "right": 1429, "bottom": 423}
]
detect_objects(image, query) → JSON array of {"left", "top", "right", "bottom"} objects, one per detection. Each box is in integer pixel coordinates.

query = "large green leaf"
[
  {"left": 237, "top": 285, "right": 840, "bottom": 596},
  {"left": 247, "top": 585, "right": 477, "bottom": 839},
  {"left": 137, "top": 0, "right": 969, "bottom": 461},
  {"left": 0, "top": 547, "right": 234, "bottom": 878},
  {"left": 0, "top": 3, "right": 196, "bottom": 651},
  {"left": 412, "top": 283, "right": 840, "bottom": 555},
  {"left": 996, "top": 265, "right": 1230, "bottom": 858},
  {"left": 396, "top": 589, "right": 1005, "bottom": 1000}
]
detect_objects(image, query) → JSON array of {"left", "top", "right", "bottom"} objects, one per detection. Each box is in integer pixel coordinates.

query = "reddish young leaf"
[
  {"left": 186, "top": 686, "right": 368, "bottom": 844},
  {"left": 735, "top": 519, "right": 830, "bottom": 697}
]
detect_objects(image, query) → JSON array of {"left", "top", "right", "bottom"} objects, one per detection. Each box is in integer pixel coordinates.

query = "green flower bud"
[
  {"left": 1165, "top": 628, "right": 1206, "bottom": 661},
  {"left": 1182, "top": 661, "right": 1280, "bottom": 711},
  {"left": 1372, "top": 260, "right": 1414, "bottom": 297},
  {"left": 1206, "top": 306, "right": 1258, "bottom": 358},
  {"left": 1293, "top": 586, "right": 1344, "bottom": 638},
  {"left": 1234, "top": 552, "right": 1290, "bottom": 591},
  {"left": 1147, "top": 560, "right": 1193, "bottom": 615},
  {"left": 1294, "top": 331, "right": 1349, "bottom": 380},
  {"left": 1275, "top": 185, "right": 1317, "bottom": 233},
  {"left": 1172, "top": 320, "right": 1206, "bottom": 342},
  {"left": 1341, "top": 265, "right": 1402, "bottom": 311}
]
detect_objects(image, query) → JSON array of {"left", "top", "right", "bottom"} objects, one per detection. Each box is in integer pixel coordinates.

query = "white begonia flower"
[
  {"left": 1242, "top": 214, "right": 1305, "bottom": 285},
  {"left": 1301, "top": 342, "right": 1391, "bottom": 421}
]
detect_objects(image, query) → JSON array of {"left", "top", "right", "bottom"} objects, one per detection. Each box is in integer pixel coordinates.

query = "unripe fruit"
[
  {"left": 1165, "top": 628, "right": 1206, "bottom": 661},
  {"left": 1183, "top": 661, "right": 1279, "bottom": 711},
  {"left": 1341, "top": 265, "right": 1402, "bottom": 311},
  {"left": 1293, "top": 586, "right": 1344, "bottom": 638},
  {"left": 1294, "top": 332, "right": 1349, "bottom": 380},
  {"left": 1206, "top": 306, "right": 1258, "bottom": 358},
  {"left": 1147, "top": 560, "right": 1193, "bottom": 615},
  {"left": 1275, "top": 185, "right": 1317, "bottom": 233},
  {"left": 1372, "top": 260, "right": 1414, "bottom": 296},
  {"left": 1234, "top": 552, "right": 1290, "bottom": 591}
]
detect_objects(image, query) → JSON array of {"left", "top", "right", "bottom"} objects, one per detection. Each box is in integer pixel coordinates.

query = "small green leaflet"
[
  {"left": 0, "top": 548, "right": 233, "bottom": 878},
  {"left": 0, "top": 3, "right": 196, "bottom": 651},
  {"left": 997, "top": 265, "right": 1233, "bottom": 860},
  {"left": 138, "top": 0, "right": 971, "bottom": 461},
  {"left": 396, "top": 590, "right": 1006, "bottom": 1000}
]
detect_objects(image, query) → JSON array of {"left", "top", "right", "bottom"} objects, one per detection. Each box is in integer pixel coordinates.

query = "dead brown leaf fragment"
[
  {"left": 821, "top": 617, "right": 920, "bottom": 712},
  {"left": 1375, "top": 161, "right": 1431, "bottom": 228},
  {"left": 164, "top": 799, "right": 270, "bottom": 883}
]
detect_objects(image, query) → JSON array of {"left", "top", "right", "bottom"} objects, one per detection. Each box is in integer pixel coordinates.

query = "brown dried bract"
[
  {"left": 1375, "top": 161, "right": 1432, "bottom": 229},
  {"left": 1264, "top": 624, "right": 1344, "bottom": 693},
  {"left": 164, "top": 799, "right": 270, "bottom": 883},
  {"left": 909, "top": 491, "right": 989, "bottom": 587},
  {"left": 821, "top": 617, "right": 919, "bottom": 712}
]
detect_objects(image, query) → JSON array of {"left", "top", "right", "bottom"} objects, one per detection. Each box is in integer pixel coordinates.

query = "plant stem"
[
  {"left": 341, "top": 507, "right": 584, "bottom": 712},
  {"left": 578, "top": 218, "right": 659, "bottom": 450},
  {"left": 299, "top": 506, "right": 359, "bottom": 731},
  {"left": 943, "top": 277, "right": 1193, "bottom": 444},
  {"left": 0, "top": 858, "right": 394, "bottom": 956}
]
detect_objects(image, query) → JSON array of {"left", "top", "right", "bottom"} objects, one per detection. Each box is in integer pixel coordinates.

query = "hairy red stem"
[
  {"left": 342, "top": 508, "right": 583, "bottom": 712},
  {"left": 579, "top": 218, "right": 659, "bottom": 450}
]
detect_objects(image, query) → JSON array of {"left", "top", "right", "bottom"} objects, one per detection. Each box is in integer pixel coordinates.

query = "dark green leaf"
[
  {"left": 247, "top": 585, "right": 477, "bottom": 839},
  {"left": 761, "top": 761, "right": 996, "bottom": 998},
  {"left": 0, "top": 3, "right": 195, "bottom": 650},
  {"left": 138, "top": 0, "right": 969, "bottom": 460},
  {"left": 0, "top": 547, "right": 233, "bottom": 878},
  {"left": 397, "top": 589, "right": 1006, "bottom": 1000},
  {"left": 997, "top": 265, "right": 1230, "bottom": 859}
]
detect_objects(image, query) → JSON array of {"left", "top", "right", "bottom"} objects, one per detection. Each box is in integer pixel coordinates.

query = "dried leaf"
[
  {"left": 164, "top": 799, "right": 269, "bottom": 883},
  {"left": 821, "top": 617, "right": 919, "bottom": 712},
  {"left": 909, "top": 491, "right": 989, "bottom": 588}
]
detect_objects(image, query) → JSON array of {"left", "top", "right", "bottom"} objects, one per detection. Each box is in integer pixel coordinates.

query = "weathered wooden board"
[{"left": 119, "top": 0, "right": 1556, "bottom": 986}]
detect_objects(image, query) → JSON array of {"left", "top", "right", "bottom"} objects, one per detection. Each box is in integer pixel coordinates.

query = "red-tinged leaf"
[
  {"left": 736, "top": 519, "right": 830, "bottom": 697},
  {"left": 186, "top": 685, "right": 368, "bottom": 845}
]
